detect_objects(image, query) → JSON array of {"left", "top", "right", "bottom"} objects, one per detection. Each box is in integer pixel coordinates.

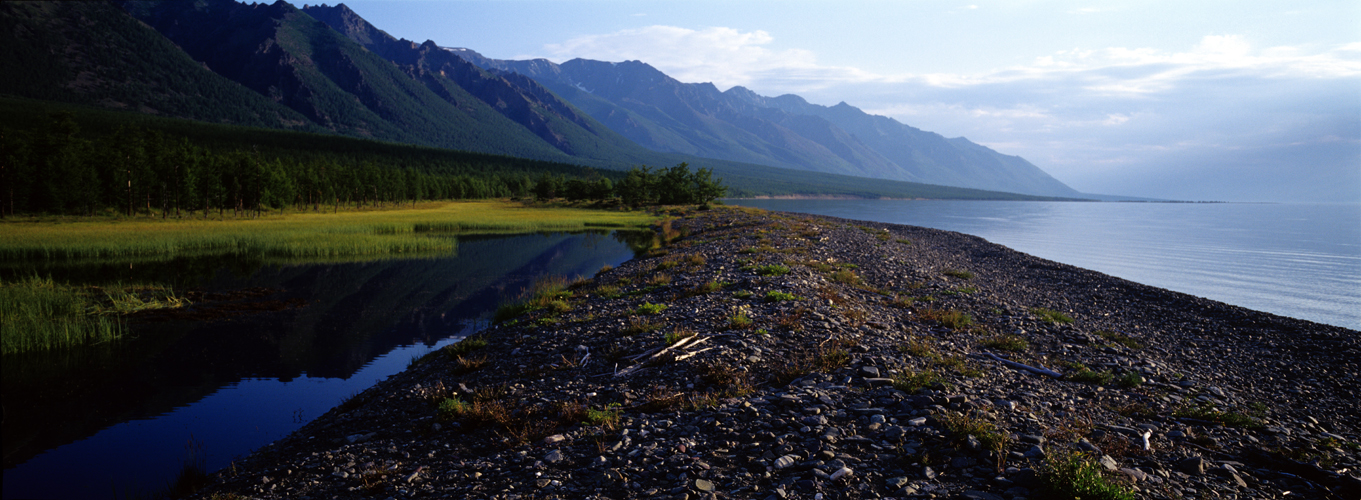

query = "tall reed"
[{"left": 1, "top": 276, "right": 123, "bottom": 355}]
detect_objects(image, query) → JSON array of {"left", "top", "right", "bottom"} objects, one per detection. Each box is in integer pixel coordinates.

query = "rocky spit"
[{"left": 193, "top": 207, "right": 1360, "bottom": 500}]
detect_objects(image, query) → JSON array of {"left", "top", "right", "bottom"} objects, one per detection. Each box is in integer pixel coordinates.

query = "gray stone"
[
  {"left": 830, "top": 467, "right": 853, "bottom": 481},
  {"left": 1178, "top": 456, "right": 1207, "bottom": 475},
  {"left": 908, "top": 417, "right": 928, "bottom": 426},
  {"left": 544, "top": 434, "right": 568, "bottom": 445},
  {"left": 1119, "top": 467, "right": 1147, "bottom": 482},
  {"left": 544, "top": 449, "right": 565, "bottom": 463},
  {"left": 886, "top": 476, "right": 911, "bottom": 488},
  {"left": 1098, "top": 455, "right": 1119, "bottom": 471},
  {"left": 1024, "top": 445, "right": 1046, "bottom": 458},
  {"left": 923, "top": 466, "right": 937, "bottom": 479},
  {"left": 774, "top": 455, "right": 798, "bottom": 469},
  {"left": 960, "top": 491, "right": 1004, "bottom": 500},
  {"left": 861, "top": 366, "right": 881, "bottom": 377},
  {"left": 694, "top": 479, "right": 714, "bottom": 491}
]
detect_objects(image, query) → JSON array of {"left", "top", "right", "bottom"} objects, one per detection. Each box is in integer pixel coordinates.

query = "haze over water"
[{"left": 729, "top": 200, "right": 1361, "bottom": 331}]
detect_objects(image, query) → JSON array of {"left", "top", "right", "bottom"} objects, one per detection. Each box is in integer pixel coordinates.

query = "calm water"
[
  {"left": 2, "top": 231, "right": 639, "bottom": 499},
  {"left": 729, "top": 200, "right": 1360, "bottom": 330}
]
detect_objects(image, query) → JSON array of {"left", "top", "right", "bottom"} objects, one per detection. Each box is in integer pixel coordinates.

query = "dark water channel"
[{"left": 2, "top": 231, "right": 641, "bottom": 499}]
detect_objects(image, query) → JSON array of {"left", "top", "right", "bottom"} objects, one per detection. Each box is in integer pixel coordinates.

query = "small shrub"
[
  {"left": 980, "top": 334, "right": 1029, "bottom": 352},
  {"left": 728, "top": 311, "right": 753, "bottom": 329},
  {"left": 830, "top": 269, "right": 860, "bottom": 285},
  {"left": 764, "top": 290, "right": 800, "bottom": 302},
  {"left": 648, "top": 273, "right": 671, "bottom": 286},
  {"left": 918, "top": 308, "right": 973, "bottom": 329},
  {"left": 1115, "top": 371, "right": 1144, "bottom": 388},
  {"left": 683, "top": 254, "right": 707, "bottom": 266},
  {"left": 889, "top": 294, "right": 915, "bottom": 308},
  {"left": 1095, "top": 330, "right": 1143, "bottom": 349},
  {"left": 943, "top": 269, "right": 974, "bottom": 279},
  {"left": 1068, "top": 368, "right": 1114, "bottom": 385},
  {"left": 892, "top": 369, "right": 940, "bottom": 393},
  {"left": 1039, "top": 451, "right": 1135, "bottom": 500},
  {"left": 635, "top": 302, "right": 668, "bottom": 315},
  {"left": 755, "top": 264, "right": 790, "bottom": 276},
  {"left": 664, "top": 328, "right": 697, "bottom": 346},
  {"left": 1032, "top": 307, "right": 1074, "bottom": 324},
  {"left": 683, "top": 280, "right": 724, "bottom": 298},
  {"left": 596, "top": 264, "right": 614, "bottom": 275},
  {"left": 936, "top": 410, "right": 1011, "bottom": 453},
  {"left": 584, "top": 404, "right": 622, "bottom": 429},
  {"left": 1172, "top": 402, "right": 1263, "bottom": 428},
  {"left": 621, "top": 316, "right": 662, "bottom": 336},
  {"left": 655, "top": 259, "right": 679, "bottom": 271}
]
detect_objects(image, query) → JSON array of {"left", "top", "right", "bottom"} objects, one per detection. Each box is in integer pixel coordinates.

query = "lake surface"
[
  {"left": 729, "top": 200, "right": 1360, "bottom": 330},
  {"left": 2, "top": 231, "right": 639, "bottom": 499}
]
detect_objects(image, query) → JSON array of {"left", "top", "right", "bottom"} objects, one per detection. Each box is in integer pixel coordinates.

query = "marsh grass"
[
  {"left": 2, "top": 276, "right": 124, "bottom": 354},
  {"left": 493, "top": 275, "right": 580, "bottom": 323},
  {"left": 0, "top": 200, "right": 653, "bottom": 264}
]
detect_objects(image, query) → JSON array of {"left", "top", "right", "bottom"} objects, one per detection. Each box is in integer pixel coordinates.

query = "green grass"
[
  {"left": 1095, "top": 330, "right": 1143, "bottom": 349},
  {"left": 936, "top": 410, "right": 1011, "bottom": 453},
  {"left": 1040, "top": 451, "right": 1135, "bottom": 500},
  {"left": 1067, "top": 368, "right": 1114, "bottom": 385},
  {"left": 918, "top": 308, "right": 973, "bottom": 329},
  {"left": 980, "top": 334, "right": 1029, "bottom": 352},
  {"left": 764, "top": 290, "right": 801, "bottom": 302},
  {"left": 754, "top": 264, "right": 790, "bottom": 277},
  {"left": 943, "top": 269, "right": 974, "bottom": 279},
  {"left": 1, "top": 275, "right": 123, "bottom": 355},
  {"left": 891, "top": 369, "right": 940, "bottom": 393},
  {"left": 1172, "top": 402, "right": 1264, "bottom": 428},
  {"left": 1032, "top": 307, "right": 1074, "bottom": 324},
  {"left": 0, "top": 200, "right": 654, "bottom": 265},
  {"left": 829, "top": 269, "right": 860, "bottom": 285},
  {"left": 635, "top": 302, "right": 668, "bottom": 315},
  {"left": 494, "top": 275, "right": 581, "bottom": 323},
  {"left": 664, "top": 328, "right": 697, "bottom": 346}
]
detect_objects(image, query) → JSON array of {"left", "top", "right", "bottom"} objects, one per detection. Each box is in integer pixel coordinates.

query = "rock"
[
  {"left": 544, "top": 449, "right": 564, "bottom": 463},
  {"left": 830, "top": 467, "right": 853, "bottom": 481},
  {"left": 694, "top": 479, "right": 714, "bottom": 491},
  {"left": 924, "top": 466, "right": 937, "bottom": 480},
  {"left": 544, "top": 434, "right": 568, "bottom": 445},
  {"left": 1024, "top": 445, "right": 1046, "bottom": 458},
  {"left": 1119, "top": 467, "right": 1147, "bottom": 482},
  {"left": 960, "top": 491, "right": 1004, "bottom": 500},
  {"left": 1178, "top": 456, "right": 1208, "bottom": 475},
  {"left": 886, "top": 476, "right": 911, "bottom": 488},
  {"left": 1098, "top": 455, "right": 1119, "bottom": 471},
  {"left": 774, "top": 455, "right": 798, "bottom": 469}
]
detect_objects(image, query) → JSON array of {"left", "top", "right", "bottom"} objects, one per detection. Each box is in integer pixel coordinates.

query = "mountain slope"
[
  {"left": 729, "top": 89, "right": 1079, "bottom": 197},
  {"left": 300, "top": 4, "right": 661, "bottom": 166},
  {"left": 455, "top": 49, "right": 1081, "bottom": 197},
  {"left": 0, "top": 1, "right": 314, "bottom": 130},
  {"left": 120, "top": 0, "right": 579, "bottom": 162}
]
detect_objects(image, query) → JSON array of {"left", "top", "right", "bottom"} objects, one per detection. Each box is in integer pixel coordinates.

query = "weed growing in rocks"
[
  {"left": 944, "top": 269, "right": 974, "bottom": 279},
  {"left": 1096, "top": 330, "right": 1143, "bottom": 349},
  {"left": 980, "top": 334, "right": 1029, "bottom": 352},
  {"left": 764, "top": 290, "right": 800, "bottom": 302},
  {"left": 830, "top": 269, "right": 860, "bottom": 285},
  {"left": 1172, "top": 402, "right": 1263, "bottom": 428},
  {"left": 621, "top": 317, "right": 662, "bottom": 336},
  {"left": 937, "top": 410, "right": 1012, "bottom": 455},
  {"left": 584, "top": 404, "right": 622, "bottom": 429},
  {"left": 755, "top": 264, "right": 790, "bottom": 276},
  {"left": 683, "top": 280, "right": 724, "bottom": 298},
  {"left": 1032, "top": 307, "right": 1074, "bottom": 324},
  {"left": 918, "top": 308, "right": 974, "bottom": 329},
  {"left": 1068, "top": 368, "right": 1115, "bottom": 385},
  {"left": 728, "top": 306, "right": 754, "bottom": 329},
  {"left": 493, "top": 275, "right": 579, "bottom": 323},
  {"left": 892, "top": 369, "right": 940, "bottom": 393},
  {"left": 664, "top": 328, "right": 697, "bottom": 346},
  {"left": 1114, "top": 371, "right": 1144, "bottom": 388},
  {"left": 1039, "top": 451, "right": 1135, "bottom": 500},
  {"left": 648, "top": 273, "right": 672, "bottom": 286},
  {"left": 635, "top": 302, "right": 668, "bottom": 315}
]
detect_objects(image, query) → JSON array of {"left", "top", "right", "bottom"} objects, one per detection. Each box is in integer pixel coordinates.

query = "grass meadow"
[
  {"left": 0, "top": 200, "right": 655, "bottom": 264},
  {"left": 1, "top": 200, "right": 655, "bottom": 354}
]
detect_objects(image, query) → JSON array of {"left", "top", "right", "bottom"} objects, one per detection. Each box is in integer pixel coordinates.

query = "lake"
[
  {"left": 1, "top": 231, "right": 640, "bottom": 499},
  {"left": 728, "top": 200, "right": 1360, "bottom": 331}
]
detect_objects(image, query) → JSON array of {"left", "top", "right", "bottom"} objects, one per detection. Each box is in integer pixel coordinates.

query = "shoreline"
[{"left": 192, "top": 206, "right": 1360, "bottom": 499}]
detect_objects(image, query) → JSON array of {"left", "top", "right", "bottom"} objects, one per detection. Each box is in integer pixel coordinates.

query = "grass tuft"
[
  {"left": 1039, "top": 451, "right": 1135, "bottom": 500},
  {"left": 1032, "top": 307, "right": 1074, "bottom": 324}
]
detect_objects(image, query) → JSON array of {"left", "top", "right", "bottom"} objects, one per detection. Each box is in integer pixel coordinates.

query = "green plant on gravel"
[
  {"left": 829, "top": 269, "right": 860, "bottom": 285},
  {"left": 764, "top": 290, "right": 801, "bottom": 302},
  {"left": 1067, "top": 368, "right": 1114, "bottom": 385},
  {"left": 980, "top": 334, "right": 1029, "bottom": 352},
  {"left": 755, "top": 264, "right": 790, "bottom": 276},
  {"left": 936, "top": 410, "right": 1011, "bottom": 454},
  {"left": 728, "top": 307, "right": 754, "bottom": 329},
  {"left": 664, "top": 328, "right": 697, "bottom": 346},
  {"left": 683, "top": 280, "right": 724, "bottom": 298},
  {"left": 1114, "top": 371, "right": 1144, "bottom": 388},
  {"left": 635, "top": 302, "right": 668, "bottom": 315},
  {"left": 1039, "top": 451, "right": 1135, "bottom": 500},
  {"left": 621, "top": 316, "right": 663, "bottom": 336},
  {"left": 1172, "top": 402, "right": 1263, "bottom": 428},
  {"left": 1032, "top": 307, "right": 1074, "bottom": 324},
  {"left": 584, "top": 404, "right": 622, "bottom": 429},
  {"left": 493, "top": 275, "right": 578, "bottom": 323},
  {"left": 918, "top": 308, "right": 973, "bottom": 329},
  {"left": 1095, "top": 330, "right": 1143, "bottom": 349},
  {"left": 892, "top": 369, "right": 941, "bottom": 393},
  {"left": 943, "top": 269, "right": 974, "bottom": 279},
  {"left": 732, "top": 290, "right": 754, "bottom": 299}
]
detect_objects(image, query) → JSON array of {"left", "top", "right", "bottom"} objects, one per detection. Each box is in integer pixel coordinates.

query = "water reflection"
[{"left": 2, "top": 231, "right": 639, "bottom": 499}]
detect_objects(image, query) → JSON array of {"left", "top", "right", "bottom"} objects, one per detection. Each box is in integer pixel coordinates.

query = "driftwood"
[
  {"left": 973, "top": 352, "right": 1063, "bottom": 378},
  {"left": 615, "top": 335, "right": 715, "bottom": 377}
]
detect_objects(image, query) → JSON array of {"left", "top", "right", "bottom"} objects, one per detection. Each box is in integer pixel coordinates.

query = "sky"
[{"left": 304, "top": 0, "right": 1361, "bottom": 202}]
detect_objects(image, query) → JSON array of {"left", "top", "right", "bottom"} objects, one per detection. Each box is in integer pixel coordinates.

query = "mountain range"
[{"left": 0, "top": 0, "right": 1083, "bottom": 199}]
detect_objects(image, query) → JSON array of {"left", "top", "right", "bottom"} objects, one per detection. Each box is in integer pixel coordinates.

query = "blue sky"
[{"left": 303, "top": 0, "right": 1360, "bottom": 201}]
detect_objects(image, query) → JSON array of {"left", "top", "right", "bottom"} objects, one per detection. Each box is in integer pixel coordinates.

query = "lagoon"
[
  {"left": 729, "top": 200, "right": 1360, "bottom": 330},
  {"left": 1, "top": 231, "right": 637, "bottom": 499}
]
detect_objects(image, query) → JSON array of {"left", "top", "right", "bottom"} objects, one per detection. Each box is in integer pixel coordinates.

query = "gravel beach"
[{"left": 191, "top": 206, "right": 1360, "bottom": 500}]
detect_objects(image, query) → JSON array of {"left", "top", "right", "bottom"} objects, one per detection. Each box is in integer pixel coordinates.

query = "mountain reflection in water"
[{"left": 2, "top": 230, "right": 642, "bottom": 499}]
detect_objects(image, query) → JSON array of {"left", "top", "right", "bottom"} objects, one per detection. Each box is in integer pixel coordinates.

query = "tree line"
[{"left": 0, "top": 113, "right": 725, "bottom": 218}]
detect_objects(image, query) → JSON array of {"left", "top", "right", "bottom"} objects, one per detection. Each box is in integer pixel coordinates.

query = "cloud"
[
  {"left": 537, "top": 25, "right": 874, "bottom": 90},
  {"left": 537, "top": 26, "right": 1360, "bottom": 201}
]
